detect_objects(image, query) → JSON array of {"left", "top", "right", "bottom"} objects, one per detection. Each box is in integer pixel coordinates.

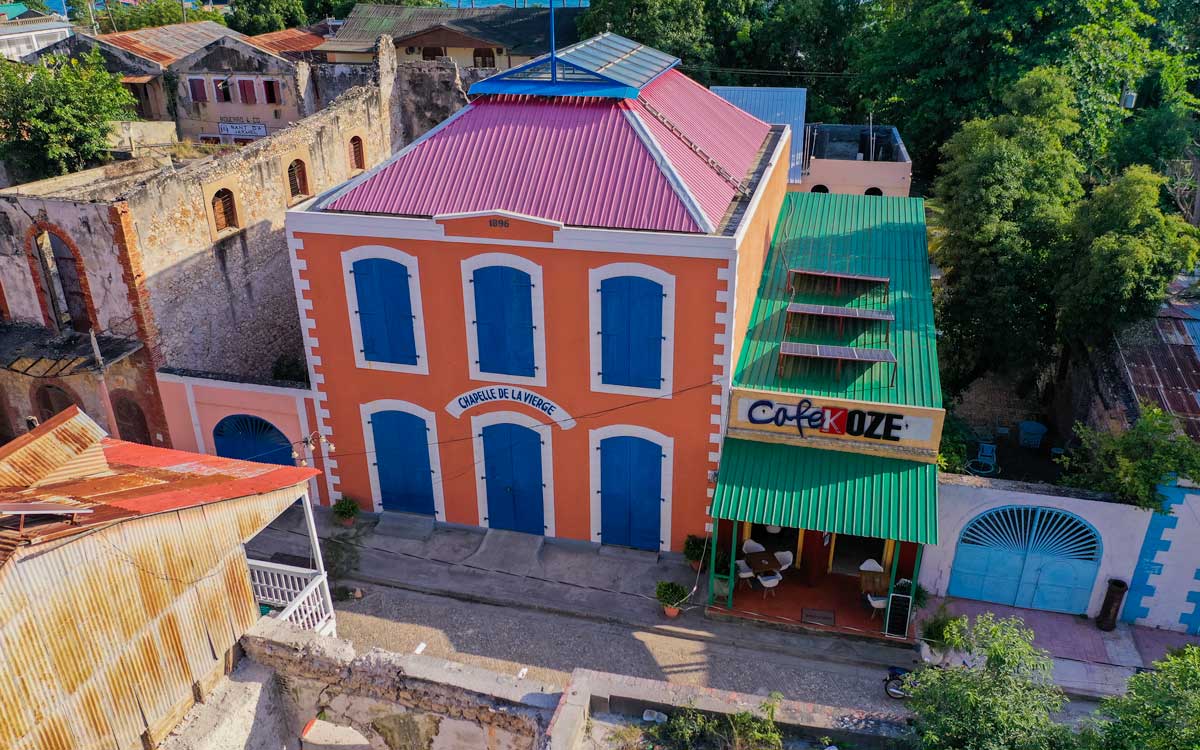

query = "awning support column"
[
  {"left": 727, "top": 524, "right": 737, "bottom": 608},
  {"left": 883, "top": 538, "right": 900, "bottom": 629},
  {"left": 707, "top": 522, "right": 719, "bottom": 606}
]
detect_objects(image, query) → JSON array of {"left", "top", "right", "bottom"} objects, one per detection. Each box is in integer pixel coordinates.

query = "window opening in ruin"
[
  {"left": 213, "top": 78, "right": 232, "bottom": 103},
  {"left": 34, "top": 385, "right": 74, "bottom": 423},
  {"left": 287, "top": 159, "right": 309, "bottom": 199},
  {"left": 33, "top": 231, "right": 90, "bottom": 333},
  {"left": 349, "top": 136, "right": 365, "bottom": 170},
  {"left": 212, "top": 188, "right": 239, "bottom": 232},
  {"left": 114, "top": 396, "right": 152, "bottom": 445},
  {"left": 264, "top": 79, "right": 280, "bottom": 104}
]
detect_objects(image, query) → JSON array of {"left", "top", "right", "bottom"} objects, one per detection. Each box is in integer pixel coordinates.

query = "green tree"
[
  {"left": 932, "top": 68, "right": 1083, "bottom": 391},
  {"left": 227, "top": 0, "right": 307, "bottom": 35},
  {"left": 578, "top": 0, "right": 711, "bottom": 69},
  {"left": 905, "top": 614, "right": 1073, "bottom": 750},
  {"left": 1059, "top": 406, "right": 1200, "bottom": 508},
  {"left": 87, "top": 0, "right": 226, "bottom": 33},
  {"left": 1056, "top": 166, "right": 1200, "bottom": 342},
  {"left": 306, "top": 0, "right": 441, "bottom": 23},
  {"left": 0, "top": 50, "right": 136, "bottom": 180},
  {"left": 1082, "top": 645, "right": 1200, "bottom": 750}
]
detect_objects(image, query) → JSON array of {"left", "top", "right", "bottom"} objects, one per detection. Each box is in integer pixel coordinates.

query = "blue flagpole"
[{"left": 549, "top": 0, "right": 557, "bottom": 82}]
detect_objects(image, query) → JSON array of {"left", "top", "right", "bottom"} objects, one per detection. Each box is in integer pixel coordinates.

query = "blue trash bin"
[{"left": 1018, "top": 421, "right": 1048, "bottom": 448}]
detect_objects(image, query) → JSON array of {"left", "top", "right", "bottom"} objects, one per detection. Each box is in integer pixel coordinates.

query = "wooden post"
[
  {"left": 794, "top": 528, "right": 805, "bottom": 570},
  {"left": 882, "top": 539, "right": 896, "bottom": 570},
  {"left": 741, "top": 520, "right": 752, "bottom": 546},
  {"left": 826, "top": 533, "right": 837, "bottom": 573},
  {"left": 883, "top": 539, "right": 901, "bottom": 629}
]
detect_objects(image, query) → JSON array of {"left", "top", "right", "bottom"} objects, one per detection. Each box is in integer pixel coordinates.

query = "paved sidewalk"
[{"left": 248, "top": 507, "right": 920, "bottom": 672}]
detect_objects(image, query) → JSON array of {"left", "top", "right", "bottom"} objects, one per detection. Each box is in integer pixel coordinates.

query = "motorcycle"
[{"left": 883, "top": 666, "right": 911, "bottom": 699}]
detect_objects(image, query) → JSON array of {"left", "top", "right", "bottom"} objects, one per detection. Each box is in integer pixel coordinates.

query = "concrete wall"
[
  {"left": 107, "top": 120, "right": 179, "bottom": 156},
  {"left": 925, "top": 475, "right": 1154, "bottom": 619},
  {"left": 312, "top": 62, "right": 375, "bottom": 110},
  {"left": 802, "top": 157, "right": 911, "bottom": 197},
  {"left": 1122, "top": 483, "right": 1200, "bottom": 634}
]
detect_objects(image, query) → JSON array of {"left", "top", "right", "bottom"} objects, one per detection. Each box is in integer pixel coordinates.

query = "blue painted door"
[
  {"left": 371, "top": 410, "right": 436, "bottom": 515},
  {"left": 482, "top": 423, "right": 544, "bottom": 535},
  {"left": 212, "top": 414, "right": 293, "bottom": 465},
  {"left": 948, "top": 506, "right": 1101, "bottom": 614},
  {"left": 353, "top": 258, "right": 417, "bottom": 365},
  {"left": 601, "top": 276, "right": 663, "bottom": 388},
  {"left": 599, "top": 436, "right": 662, "bottom": 551},
  {"left": 473, "top": 266, "right": 535, "bottom": 377}
]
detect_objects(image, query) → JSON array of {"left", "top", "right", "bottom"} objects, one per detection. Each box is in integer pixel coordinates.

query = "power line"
[
  {"left": 679, "top": 64, "right": 857, "bottom": 79},
  {"left": 238, "top": 378, "right": 724, "bottom": 465}
]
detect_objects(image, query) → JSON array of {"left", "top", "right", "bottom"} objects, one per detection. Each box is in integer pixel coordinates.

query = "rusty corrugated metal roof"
[
  {"left": 1116, "top": 309, "right": 1200, "bottom": 439},
  {"left": 97, "top": 21, "right": 241, "bottom": 65},
  {"left": 248, "top": 27, "right": 326, "bottom": 54},
  {"left": 0, "top": 407, "right": 318, "bottom": 570}
]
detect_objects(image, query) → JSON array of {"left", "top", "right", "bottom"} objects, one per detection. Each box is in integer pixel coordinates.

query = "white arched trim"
[
  {"left": 588, "top": 263, "right": 676, "bottom": 398},
  {"left": 588, "top": 424, "right": 674, "bottom": 552},
  {"left": 461, "top": 252, "right": 547, "bottom": 388},
  {"left": 360, "top": 399, "right": 445, "bottom": 519},
  {"left": 469, "top": 409, "right": 555, "bottom": 536},
  {"left": 341, "top": 245, "right": 429, "bottom": 375}
]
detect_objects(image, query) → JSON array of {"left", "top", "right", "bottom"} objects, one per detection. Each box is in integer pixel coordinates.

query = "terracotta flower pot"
[
  {"left": 662, "top": 605, "right": 681, "bottom": 619},
  {"left": 337, "top": 515, "right": 355, "bottom": 527},
  {"left": 688, "top": 560, "right": 701, "bottom": 572}
]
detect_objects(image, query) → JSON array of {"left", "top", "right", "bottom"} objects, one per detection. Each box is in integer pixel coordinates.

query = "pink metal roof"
[{"left": 323, "top": 69, "right": 774, "bottom": 234}]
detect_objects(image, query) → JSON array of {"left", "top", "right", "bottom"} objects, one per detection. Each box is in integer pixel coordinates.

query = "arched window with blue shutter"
[
  {"left": 343, "top": 247, "right": 428, "bottom": 374},
  {"left": 601, "top": 276, "right": 664, "bottom": 389},
  {"left": 473, "top": 265, "right": 535, "bottom": 377}
]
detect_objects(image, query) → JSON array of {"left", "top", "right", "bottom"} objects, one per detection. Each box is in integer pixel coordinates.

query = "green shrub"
[
  {"left": 920, "top": 605, "right": 958, "bottom": 650},
  {"left": 332, "top": 496, "right": 360, "bottom": 520},
  {"left": 645, "top": 698, "right": 783, "bottom": 750},
  {"left": 683, "top": 534, "right": 707, "bottom": 563},
  {"left": 656, "top": 580, "right": 689, "bottom": 608},
  {"left": 937, "top": 413, "right": 972, "bottom": 474}
]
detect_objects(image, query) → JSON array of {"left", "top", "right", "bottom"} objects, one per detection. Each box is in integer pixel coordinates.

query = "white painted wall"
[
  {"left": 923, "top": 476, "right": 1153, "bottom": 618},
  {"left": 1129, "top": 484, "right": 1200, "bottom": 632}
]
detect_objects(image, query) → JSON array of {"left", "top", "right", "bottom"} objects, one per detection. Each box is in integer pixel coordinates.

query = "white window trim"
[
  {"left": 588, "top": 263, "right": 676, "bottom": 398},
  {"left": 341, "top": 245, "right": 429, "bottom": 375},
  {"left": 470, "top": 410, "right": 555, "bottom": 536},
  {"left": 588, "top": 424, "right": 674, "bottom": 552},
  {"left": 360, "top": 399, "right": 446, "bottom": 519},
  {"left": 461, "top": 253, "right": 547, "bottom": 388}
]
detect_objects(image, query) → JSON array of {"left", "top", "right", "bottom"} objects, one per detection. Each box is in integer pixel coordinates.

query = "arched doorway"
[
  {"left": 113, "top": 395, "right": 152, "bottom": 445},
  {"left": 599, "top": 435, "right": 663, "bottom": 551},
  {"left": 33, "top": 230, "right": 91, "bottom": 333},
  {"left": 34, "top": 385, "right": 75, "bottom": 423},
  {"left": 481, "top": 422, "right": 545, "bottom": 535},
  {"left": 948, "top": 505, "right": 1102, "bottom": 614},
  {"left": 212, "top": 414, "right": 293, "bottom": 466}
]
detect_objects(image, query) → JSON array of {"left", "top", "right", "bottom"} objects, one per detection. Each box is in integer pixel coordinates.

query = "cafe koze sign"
[{"left": 729, "top": 388, "right": 944, "bottom": 462}]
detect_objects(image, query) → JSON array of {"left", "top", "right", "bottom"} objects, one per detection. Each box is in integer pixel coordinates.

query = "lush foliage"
[
  {"left": 1058, "top": 405, "right": 1200, "bottom": 508},
  {"left": 71, "top": 0, "right": 226, "bottom": 33},
  {"left": 302, "top": 0, "right": 440, "bottom": 24},
  {"left": 645, "top": 698, "right": 783, "bottom": 750},
  {"left": 579, "top": 0, "right": 711, "bottom": 67},
  {"left": 1056, "top": 166, "right": 1200, "bottom": 340},
  {"left": 905, "top": 614, "right": 1072, "bottom": 750},
  {"left": 937, "top": 413, "right": 973, "bottom": 473},
  {"left": 932, "top": 68, "right": 1083, "bottom": 390},
  {"left": 655, "top": 580, "right": 689, "bottom": 608},
  {"left": 919, "top": 604, "right": 956, "bottom": 650},
  {"left": 683, "top": 534, "right": 707, "bottom": 563},
  {"left": 1081, "top": 645, "right": 1200, "bottom": 750},
  {"left": 228, "top": 0, "right": 307, "bottom": 35},
  {"left": 0, "top": 51, "right": 136, "bottom": 180}
]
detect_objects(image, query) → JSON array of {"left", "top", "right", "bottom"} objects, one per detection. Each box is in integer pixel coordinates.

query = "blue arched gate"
[
  {"left": 948, "top": 506, "right": 1102, "bottom": 614},
  {"left": 481, "top": 423, "right": 545, "bottom": 535},
  {"left": 599, "top": 435, "right": 662, "bottom": 551},
  {"left": 212, "top": 414, "right": 293, "bottom": 466}
]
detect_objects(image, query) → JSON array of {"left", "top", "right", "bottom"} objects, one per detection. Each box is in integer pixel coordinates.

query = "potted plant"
[
  {"left": 332, "top": 496, "right": 360, "bottom": 527},
  {"left": 656, "top": 581, "right": 688, "bottom": 619},
  {"left": 711, "top": 548, "right": 732, "bottom": 599},
  {"left": 683, "top": 534, "right": 706, "bottom": 571}
]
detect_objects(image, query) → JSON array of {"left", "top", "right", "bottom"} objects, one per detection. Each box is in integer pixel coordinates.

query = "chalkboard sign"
[{"left": 885, "top": 593, "right": 912, "bottom": 638}]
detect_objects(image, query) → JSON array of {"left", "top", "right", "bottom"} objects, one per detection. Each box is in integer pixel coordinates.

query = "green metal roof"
[
  {"left": 711, "top": 438, "right": 939, "bottom": 544},
  {"left": 734, "top": 192, "right": 942, "bottom": 409}
]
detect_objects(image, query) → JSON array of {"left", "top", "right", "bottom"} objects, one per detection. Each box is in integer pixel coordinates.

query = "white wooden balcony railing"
[{"left": 248, "top": 559, "right": 337, "bottom": 637}]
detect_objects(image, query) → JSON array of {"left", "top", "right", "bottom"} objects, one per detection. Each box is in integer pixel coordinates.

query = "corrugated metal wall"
[{"left": 0, "top": 487, "right": 302, "bottom": 750}]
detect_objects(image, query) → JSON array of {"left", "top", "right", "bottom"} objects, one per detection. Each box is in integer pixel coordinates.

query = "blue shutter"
[
  {"left": 474, "top": 265, "right": 535, "bottom": 377},
  {"left": 354, "top": 258, "right": 417, "bottom": 365},
  {"left": 627, "top": 437, "right": 662, "bottom": 551},
  {"left": 601, "top": 276, "right": 663, "bottom": 388},
  {"left": 600, "top": 437, "right": 631, "bottom": 545},
  {"left": 600, "top": 277, "right": 631, "bottom": 385},
  {"left": 372, "top": 410, "right": 436, "bottom": 515}
]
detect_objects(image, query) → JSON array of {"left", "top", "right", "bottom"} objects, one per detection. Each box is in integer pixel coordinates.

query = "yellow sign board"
[{"left": 727, "top": 388, "right": 945, "bottom": 463}]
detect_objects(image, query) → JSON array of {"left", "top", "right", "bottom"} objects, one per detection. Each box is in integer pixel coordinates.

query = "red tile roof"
[
  {"left": 249, "top": 27, "right": 326, "bottom": 55},
  {"left": 321, "top": 69, "right": 772, "bottom": 234},
  {"left": 0, "top": 407, "right": 317, "bottom": 568}
]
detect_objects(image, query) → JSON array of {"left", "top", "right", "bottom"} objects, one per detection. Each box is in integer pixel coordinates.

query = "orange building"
[{"left": 286, "top": 34, "right": 788, "bottom": 552}]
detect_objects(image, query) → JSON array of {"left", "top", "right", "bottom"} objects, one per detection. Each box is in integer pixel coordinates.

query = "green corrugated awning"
[{"left": 711, "top": 438, "right": 938, "bottom": 544}]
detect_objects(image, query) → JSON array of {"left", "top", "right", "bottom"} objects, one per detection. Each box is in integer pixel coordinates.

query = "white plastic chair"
[
  {"left": 774, "top": 551, "right": 794, "bottom": 569},
  {"left": 757, "top": 570, "right": 783, "bottom": 598},
  {"left": 866, "top": 593, "right": 887, "bottom": 619},
  {"left": 743, "top": 539, "right": 765, "bottom": 554},
  {"left": 734, "top": 559, "right": 755, "bottom": 588}
]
